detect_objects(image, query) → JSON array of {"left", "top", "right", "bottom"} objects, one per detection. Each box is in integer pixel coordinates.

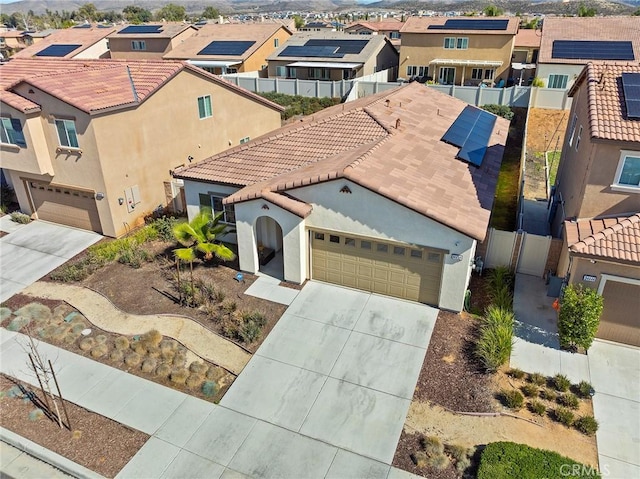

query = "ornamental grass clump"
[
  {"left": 201, "top": 380, "right": 218, "bottom": 397},
  {"left": 90, "top": 344, "right": 108, "bottom": 358},
  {"left": 155, "top": 363, "right": 171, "bottom": 378},
  {"left": 501, "top": 389, "right": 524, "bottom": 410},
  {"left": 552, "top": 374, "right": 571, "bottom": 392},
  {"left": 170, "top": 368, "right": 189, "bottom": 385},
  {"left": 528, "top": 372, "right": 547, "bottom": 386},
  {"left": 575, "top": 415, "right": 599, "bottom": 436},
  {"left": 476, "top": 306, "right": 514, "bottom": 372}
]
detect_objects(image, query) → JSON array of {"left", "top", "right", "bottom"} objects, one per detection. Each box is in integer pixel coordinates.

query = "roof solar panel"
[
  {"left": 197, "top": 40, "right": 256, "bottom": 56},
  {"left": 428, "top": 19, "right": 509, "bottom": 31},
  {"left": 35, "top": 44, "right": 82, "bottom": 57},
  {"left": 305, "top": 39, "right": 368, "bottom": 54},
  {"left": 73, "top": 24, "right": 91, "bottom": 29},
  {"left": 442, "top": 106, "right": 496, "bottom": 167},
  {"left": 118, "top": 25, "right": 163, "bottom": 34},
  {"left": 621, "top": 72, "right": 640, "bottom": 120},
  {"left": 551, "top": 40, "right": 635, "bottom": 61},
  {"left": 279, "top": 45, "right": 344, "bottom": 58}
]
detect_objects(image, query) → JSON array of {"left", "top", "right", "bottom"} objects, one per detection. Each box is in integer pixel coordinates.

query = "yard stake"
[
  {"left": 28, "top": 353, "right": 51, "bottom": 412},
  {"left": 49, "top": 359, "right": 72, "bottom": 430}
]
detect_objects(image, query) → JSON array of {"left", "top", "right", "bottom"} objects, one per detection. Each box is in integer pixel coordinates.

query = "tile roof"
[
  {"left": 164, "top": 23, "right": 290, "bottom": 61},
  {"left": 400, "top": 16, "right": 519, "bottom": 35},
  {"left": 175, "top": 82, "right": 509, "bottom": 241},
  {"left": 565, "top": 214, "right": 640, "bottom": 263},
  {"left": 11, "top": 26, "right": 115, "bottom": 59},
  {"left": 514, "top": 28, "right": 541, "bottom": 48},
  {"left": 538, "top": 17, "right": 640, "bottom": 64},
  {"left": 569, "top": 62, "right": 640, "bottom": 142},
  {"left": 0, "top": 58, "right": 283, "bottom": 114},
  {"left": 345, "top": 19, "right": 403, "bottom": 33},
  {"left": 110, "top": 23, "right": 195, "bottom": 39}
]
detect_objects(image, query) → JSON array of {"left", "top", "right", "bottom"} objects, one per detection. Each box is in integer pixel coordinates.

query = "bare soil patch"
[
  {"left": 0, "top": 374, "right": 148, "bottom": 478},
  {"left": 526, "top": 108, "right": 569, "bottom": 154}
]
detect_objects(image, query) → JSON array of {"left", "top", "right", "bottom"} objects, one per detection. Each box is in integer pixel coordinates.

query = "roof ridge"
[{"left": 344, "top": 134, "right": 392, "bottom": 171}]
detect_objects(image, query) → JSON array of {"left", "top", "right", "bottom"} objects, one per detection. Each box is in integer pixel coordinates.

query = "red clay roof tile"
[{"left": 566, "top": 214, "right": 640, "bottom": 263}]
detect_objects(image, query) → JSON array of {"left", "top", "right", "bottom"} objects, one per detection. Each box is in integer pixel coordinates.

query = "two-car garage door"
[
  {"left": 28, "top": 181, "right": 102, "bottom": 233},
  {"left": 311, "top": 230, "right": 444, "bottom": 305}
]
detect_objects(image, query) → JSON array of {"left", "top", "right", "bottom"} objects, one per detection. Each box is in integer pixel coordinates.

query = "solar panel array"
[
  {"left": 441, "top": 105, "right": 496, "bottom": 167},
  {"left": 279, "top": 39, "right": 368, "bottom": 58},
  {"left": 118, "top": 25, "right": 163, "bottom": 34},
  {"left": 197, "top": 40, "right": 256, "bottom": 56},
  {"left": 551, "top": 40, "right": 635, "bottom": 61},
  {"left": 428, "top": 19, "right": 509, "bottom": 31},
  {"left": 622, "top": 72, "right": 640, "bottom": 120},
  {"left": 35, "top": 44, "right": 82, "bottom": 57},
  {"left": 73, "top": 24, "right": 91, "bottom": 29}
]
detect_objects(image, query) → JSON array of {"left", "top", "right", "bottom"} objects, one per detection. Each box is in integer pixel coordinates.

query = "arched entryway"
[{"left": 255, "top": 216, "right": 284, "bottom": 279}]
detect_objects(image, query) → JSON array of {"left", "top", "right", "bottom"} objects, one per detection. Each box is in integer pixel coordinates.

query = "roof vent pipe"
[{"left": 395, "top": 118, "right": 401, "bottom": 129}]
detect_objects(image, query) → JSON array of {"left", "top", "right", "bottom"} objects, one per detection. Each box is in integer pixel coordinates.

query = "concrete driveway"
[
  {"left": 588, "top": 340, "right": 640, "bottom": 478},
  {"left": 0, "top": 219, "right": 100, "bottom": 302}
]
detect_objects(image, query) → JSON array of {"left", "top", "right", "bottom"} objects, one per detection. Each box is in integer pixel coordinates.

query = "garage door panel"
[
  {"left": 597, "top": 281, "right": 640, "bottom": 347},
  {"left": 29, "top": 182, "right": 101, "bottom": 233}
]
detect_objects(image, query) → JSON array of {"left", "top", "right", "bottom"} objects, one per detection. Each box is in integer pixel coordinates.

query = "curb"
[{"left": 1, "top": 428, "right": 106, "bottom": 479}]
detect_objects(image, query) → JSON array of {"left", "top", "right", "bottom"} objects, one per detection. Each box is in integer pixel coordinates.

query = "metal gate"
[{"left": 517, "top": 232, "right": 551, "bottom": 276}]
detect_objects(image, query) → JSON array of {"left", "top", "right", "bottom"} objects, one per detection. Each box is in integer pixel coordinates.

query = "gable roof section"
[
  {"left": 175, "top": 82, "right": 508, "bottom": 241},
  {"left": 11, "top": 26, "right": 115, "bottom": 59},
  {"left": 514, "top": 28, "right": 541, "bottom": 48},
  {"left": 164, "top": 23, "right": 290, "bottom": 61},
  {"left": 539, "top": 17, "right": 640, "bottom": 64},
  {"left": 0, "top": 58, "right": 283, "bottom": 114},
  {"left": 345, "top": 19, "right": 403, "bottom": 33},
  {"left": 565, "top": 214, "right": 640, "bottom": 263},
  {"left": 569, "top": 62, "right": 640, "bottom": 142},
  {"left": 400, "top": 16, "right": 518, "bottom": 35}
]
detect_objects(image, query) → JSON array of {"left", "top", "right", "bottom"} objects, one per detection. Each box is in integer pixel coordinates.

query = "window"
[
  {"left": 456, "top": 37, "right": 468, "bottom": 49},
  {"left": 410, "top": 249, "right": 423, "bottom": 259},
  {"left": 484, "top": 69, "right": 494, "bottom": 80},
  {"left": 471, "top": 68, "right": 483, "bottom": 80},
  {"left": 393, "top": 246, "right": 405, "bottom": 256},
  {"left": 345, "top": 238, "right": 356, "bottom": 247},
  {"left": 376, "top": 243, "right": 388, "bottom": 253},
  {"left": 548, "top": 74, "right": 568, "bottom": 89},
  {"left": 314, "top": 232, "right": 325, "bottom": 240},
  {"left": 131, "top": 40, "right": 146, "bottom": 51},
  {"left": 0, "top": 117, "right": 26, "bottom": 146},
  {"left": 55, "top": 119, "right": 78, "bottom": 148},
  {"left": 445, "top": 37, "right": 467, "bottom": 49},
  {"left": 444, "top": 37, "right": 456, "bottom": 49},
  {"left": 568, "top": 114, "right": 578, "bottom": 146},
  {"left": 309, "top": 68, "right": 330, "bottom": 80},
  {"left": 360, "top": 240, "right": 371, "bottom": 250},
  {"left": 274, "top": 38, "right": 279, "bottom": 47},
  {"left": 329, "top": 235, "right": 340, "bottom": 243},
  {"left": 613, "top": 151, "right": 640, "bottom": 189},
  {"left": 287, "top": 67, "right": 297, "bottom": 78},
  {"left": 198, "top": 193, "right": 236, "bottom": 223},
  {"left": 406, "top": 65, "right": 427, "bottom": 78},
  {"left": 275, "top": 66, "right": 286, "bottom": 77},
  {"left": 240, "top": 137, "right": 250, "bottom": 144},
  {"left": 428, "top": 252, "right": 441, "bottom": 262},
  {"left": 575, "top": 125, "right": 582, "bottom": 151},
  {"left": 197, "top": 95, "right": 212, "bottom": 119},
  {"left": 390, "top": 31, "right": 400, "bottom": 39}
]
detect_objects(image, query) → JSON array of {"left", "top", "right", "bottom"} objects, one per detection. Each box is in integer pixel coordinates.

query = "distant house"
[
  {"left": 344, "top": 18, "right": 404, "bottom": 48},
  {"left": 299, "top": 21, "right": 335, "bottom": 32},
  {"left": 0, "top": 58, "right": 283, "bottom": 238},
  {"left": 267, "top": 32, "right": 399, "bottom": 81},
  {"left": 550, "top": 62, "right": 640, "bottom": 347},
  {"left": 174, "top": 82, "right": 508, "bottom": 312},
  {"left": 536, "top": 17, "right": 640, "bottom": 90},
  {"left": 399, "top": 16, "right": 519, "bottom": 85},
  {"left": 0, "top": 30, "right": 30, "bottom": 58},
  {"left": 10, "top": 25, "right": 115, "bottom": 59},
  {"left": 511, "top": 28, "right": 541, "bottom": 86},
  {"left": 164, "top": 23, "right": 293, "bottom": 75},
  {"left": 108, "top": 23, "right": 197, "bottom": 59}
]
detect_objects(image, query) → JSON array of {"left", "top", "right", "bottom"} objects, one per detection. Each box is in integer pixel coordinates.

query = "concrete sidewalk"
[{"left": 0, "top": 440, "right": 73, "bottom": 479}]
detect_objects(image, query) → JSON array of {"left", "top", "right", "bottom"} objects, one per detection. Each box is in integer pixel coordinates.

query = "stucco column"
[
  {"left": 236, "top": 219, "right": 258, "bottom": 274},
  {"left": 282, "top": 222, "right": 306, "bottom": 284}
]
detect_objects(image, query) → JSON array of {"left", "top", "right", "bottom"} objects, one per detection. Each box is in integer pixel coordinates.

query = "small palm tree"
[{"left": 173, "top": 211, "right": 236, "bottom": 304}]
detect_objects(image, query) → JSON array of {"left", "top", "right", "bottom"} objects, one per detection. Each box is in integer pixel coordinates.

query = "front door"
[{"left": 439, "top": 67, "right": 455, "bottom": 85}]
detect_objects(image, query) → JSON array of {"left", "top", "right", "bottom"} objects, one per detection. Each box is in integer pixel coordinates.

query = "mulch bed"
[
  {"left": 0, "top": 374, "right": 148, "bottom": 478},
  {"left": 468, "top": 273, "right": 492, "bottom": 315},
  {"left": 413, "top": 311, "right": 496, "bottom": 413}
]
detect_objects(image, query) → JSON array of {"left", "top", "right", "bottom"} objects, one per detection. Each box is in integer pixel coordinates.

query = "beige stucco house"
[
  {"left": 0, "top": 58, "right": 283, "bottom": 238},
  {"left": 266, "top": 32, "right": 399, "bottom": 81},
  {"left": 108, "top": 23, "right": 197, "bottom": 59},
  {"left": 11, "top": 26, "right": 115, "bottom": 59},
  {"left": 164, "top": 23, "right": 293, "bottom": 75},
  {"left": 510, "top": 28, "right": 540, "bottom": 86},
  {"left": 175, "top": 82, "right": 508, "bottom": 312},
  {"left": 344, "top": 18, "right": 404, "bottom": 49},
  {"left": 550, "top": 62, "right": 640, "bottom": 346},
  {"left": 399, "top": 16, "right": 518, "bottom": 85}
]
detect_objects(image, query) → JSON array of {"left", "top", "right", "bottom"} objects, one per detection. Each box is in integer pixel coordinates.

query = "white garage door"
[
  {"left": 28, "top": 181, "right": 101, "bottom": 233},
  {"left": 311, "top": 230, "right": 443, "bottom": 305}
]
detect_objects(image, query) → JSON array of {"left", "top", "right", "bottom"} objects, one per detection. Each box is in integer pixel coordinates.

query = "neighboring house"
[
  {"left": 11, "top": 25, "right": 115, "bottom": 59},
  {"left": 267, "top": 32, "right": 399, "bottom": 81},
  {"left": 0, "top": 30, "right": 30, "bottom": 58},
  {"left": 511, "top": 28, "right": 540, "bottom": 86},
  {"left": 108, "top": 23, "right": 197, "bottom": 59},
  {"left": 0, "top": 58, "right": 283, "bottom": 238},
  {"left": 299, "top": 22, "right": 335, "bottom": 32},
  {"left": 174, "top": 82, "right": 508, "bottom": 312},
  {"left": 164, "top": 23, "right": 293, "bottom": 75},
  {"left": 399, "top": 16, "right": 519, "bottom": 85},
  {"left": 537, "top": 17, "right": 640, "bottom": 90},
  {"left": 344, "top": 18, "right": 404, "bottom": 48},
  {"left": 21, "top": 29, "right": 56, "bottom": 46},
  {"left": 550, "top": 62, "right": 640, "bottom": 347}
]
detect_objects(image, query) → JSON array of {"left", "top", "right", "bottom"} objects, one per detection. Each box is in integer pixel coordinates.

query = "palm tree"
[{"left": 173, "top": 211, "right": 236, "bottom": 304}]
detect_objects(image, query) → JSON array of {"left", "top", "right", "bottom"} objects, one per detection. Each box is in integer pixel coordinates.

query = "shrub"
[
  {"left": 90, "top": 344, "right": 108, "bottom": 358},
  {"left": 114, "top": 336, "right": 130, "bottom": 350},
  {"left": 540, "top": 388, "right": 557, "bottom": 401},
  {"left": 0, "top": 307, "right": 11, "bottom": 321},
  {"left": 222, "top": 300, "right": 237, "bottom": 313},
  {"left": 118, "top": 245, "right": 151, "bottom": 268},
  {"left": 170, "top": 368, "right": 189, "bottom": 385},
  {"left": 528, "top": 400, "right": 546, "bottom": 416},
  {"left": 189, "top": 361, "right": 208, "bottom": 375},
  {"left": 575, "top": 415, "right": 599, "bottom": 436},
  {"left": 201, "top": 380, "right": 218, "bottom": 397},
  {"left": 110, "top": 349, "right": 124, "bottom": 362},
  {"left": 186, "top": 373, "right": 204, "bottom": 389},
  {"left": 487, "top": 266, "right": 514, "bottom": 294},
  {"left": 558, "top": 284, "right": 604, "bottom": 351},
  {"left": 95, "top": 334, "right": 107, "bottom": 344},
  {"left": 62, "top": 333, "right": 77, "bottom": 344},
  {"left": 481, "top": 104, "right": 514, "bottom": 120},
  {"left": 501, "top": 389, "right": 524, "bottom": 410},
  {"left": 6, "top": 316, "right": 30, "bottom": 331},
  {"left": 531, "top": 77, "right": 544, "bottom": 87},
  {"left": 477, "top": 442, "right": 600, "bottom": 479},
  {"left": 558, "top": 393, "right": 580, "bottom": 410},
  {"left": 427, "top": 453, "right": 450, "bottom": 470},
  {"left": 14, "top": 303, "right": 51, "bottom": 322},
  {"left": 508, "top": 368, "right": 525, "bottom": 379},
  {"left": 528, "top": 372, "right": 547, "bottom": 386},
  {"left": 476, "top": 306, "right": 514, "bottom": 371},
  {"left": 131, "top": 341, "right": 147, "bottom": 355},
  {"left": 155, "top": 363, "right": 171, "bottom": 378},
  {"left": 552, "top": 374, "right": 571, "bottom": 392},
  {"left": 172, "top": 352, "right": 187, "bottom": 368},
  {"left": 521, "top": 384, "right": 539, "bottom": 397},
  {"left": 79, "top": 337, "right": 95, "bottom": 351},
  {"left": 28, "top": 409, "right": 44, "bottom": 421},
  {"left": 258, "top": 92, "right": 341, "bottom": 120},
  {"left": 490, "top": 284, "right": 514, "bottom": 311},
  {"left": 152, "top": 216, "right": 178, "bottom": 242},
  {"left": 575, "top": 380, "right": 594, "bottom": 398},
  {"left": 10, "top": 212, "right": 31, "bottom": 224},
  {"left": 554, "top": 407, "right": 575, "bottom": 426},
  {"left": 206, "top": 366, "right": 225, "bottom": 381},
  {"left": 140, "top": 330, "right": 163, "bottom": 348},
  {"left": 420, "top": 435, "right": 444, "bottom": 456},
  {"left": 411, "top": 451, "right": 428, "bottom": 468},
  {"left": 141, "top": 358, "right": 158, "bottom": 373},
  {"left": 446, "top": 443, "right": 470, "bottom": 462},
  {"left": 124, "top": 352, "right": 141, "bottom": 367},
  {"left": 456, "top": 455, "right": 471, "bottom": 473}
]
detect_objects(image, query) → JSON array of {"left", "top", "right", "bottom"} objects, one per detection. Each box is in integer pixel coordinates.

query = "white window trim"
[
  {"left": 568, "top": 114, "right": 578, "bottom": 146},
  {"left": 471, "top": 68, "right": 483, "bottom": 80},
  {"left": 54, "top": 118, "right": 79, "bottom": 149},
  {"left": 131, "top": 40, "right": 146, "bottom": 51},
  {"left": 444, "top": 37, "right": 455, "bottom": 49},
  {"left": 456, "top": 37, "right": 468, "bottom": 50},
  {"left": 597, "top": 274, "right": 640, "bottom": 295},
  {"left": 611, "top": 149, "right": 640, "bottom": 193},
  {"left": 197, "top": 95, "right": 212, "bottom": 119},
  {"left": 548, "top": 74, "right": 568, "bottom": 89}
]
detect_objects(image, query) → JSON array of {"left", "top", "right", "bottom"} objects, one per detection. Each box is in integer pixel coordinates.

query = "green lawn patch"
[
  {"left": 547, "top": 150, "right": 561, "bottom": 187},
  {"left": 477, "top": 442, "right": 600, "bottom": 479}
]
